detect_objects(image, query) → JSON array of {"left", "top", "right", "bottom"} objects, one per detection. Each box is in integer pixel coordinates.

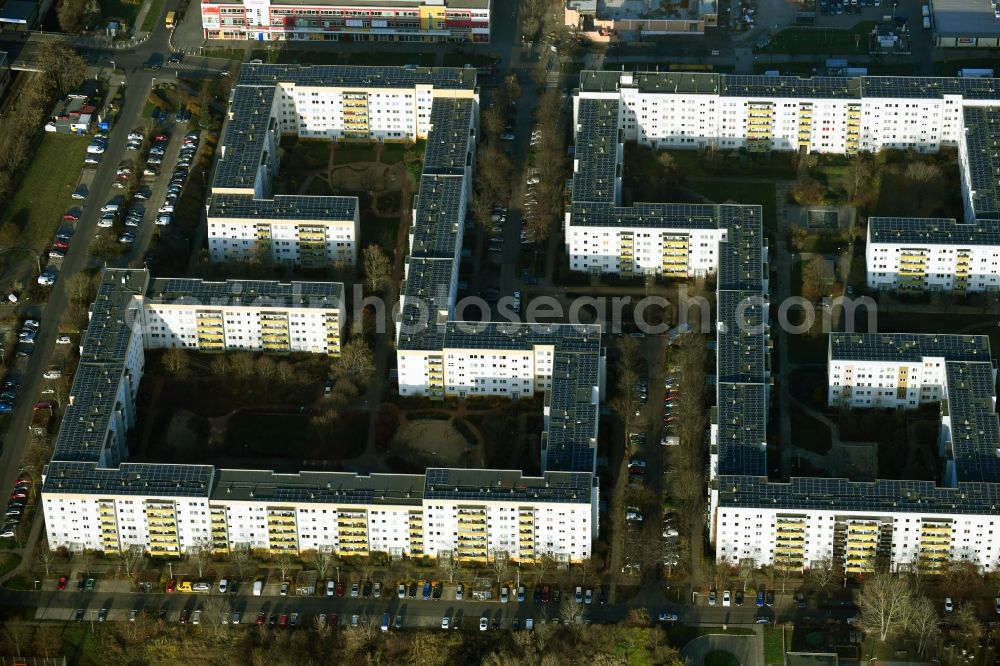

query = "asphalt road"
[{"left": 0, "top": 586, "right": 858, "bottom": 629}]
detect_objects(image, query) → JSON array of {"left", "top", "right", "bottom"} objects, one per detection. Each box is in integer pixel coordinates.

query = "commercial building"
[
  {"left": 929, "top": 0, "right": 1000, "bottom": 47},
  {"left": 207, "top": 65, "right": 478, "bottom": 266},
  {"left": 201, "top": 0, "right": 490, "bottom": 44},
  {"left": 142, "top": 277, "right": 345, "bottom": 355}
]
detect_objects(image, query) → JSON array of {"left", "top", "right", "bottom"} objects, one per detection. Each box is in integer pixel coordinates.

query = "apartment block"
[
  {"left": 142, "top": 277, "right": 344, "bottom": 355},
  {"left": 43, "top": 464, "right": 597, "bottom": 563},
  {"left": 207, "top": 65, "right": 478, "bottom": 267},
  {"left": 201, "top": 0, "right": 490, "bottom": 44}
]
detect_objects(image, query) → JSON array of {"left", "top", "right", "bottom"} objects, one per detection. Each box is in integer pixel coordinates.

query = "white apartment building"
[
  {"left": 42, "top": 465, "right": 597, "bottom": 562},
  {"left": 867, "top": 105, "right": 1000, "bottom": 292},
  {"left": 207, "top": 65, "right": 477, "bottom": 267},
  {"left": 141, "top": 277, "right": 344, "bottom": 355},
  {"left": 714, "top": 332, "right": 1000, "bottom": 575}
]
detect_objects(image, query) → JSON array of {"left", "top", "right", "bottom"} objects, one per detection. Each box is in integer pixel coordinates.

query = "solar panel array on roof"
[
  {"left": 716, "top": 383, "right": 767, "bottom": 476},
  {"left": 945, "top": 361, "right": 1000, "bottom": 483},
  {"left": 208, "top": 193, "right": 357, "bottom": 221},
  {"left": 423, "top": 468, "right": 593, "bottom": 503},
  {"left": 867, "top": 217, "right": 999, "bottom": 244},
  {"left": 237, "top": 64, "right": 477, "bottom": 91},
  {"left": 147, "top": 278, "right": 343, "bottom": 309},
  {"left": 962, "top": 106, "right": 1000, "bottom": 220},
  {"left": 717, "top": 475, "right": 1000, "bottom": 513},
  {"left": 423, "top": 98, "right": 476, "bottom": 176},
  {"left": 410, "top": 175, "right": 465, "bottom": 259},
  {"left": 568, "top": 202, "right": 719, "bottom": 229},
  {"left": 43, "top": 462, "right": 215, "bottom": 498},
  {"left": 213, "top": 86, "right": 277, "bottom": 191},
  {"left": 721, "top": 75, "right": 859, "bottom": 99},
  {"left": 829, "top": 332, "right": 991, "bottom": 362},
  {"left": 572, "top": 98, "right": 619, "bottom": 205},
  {"left": 212, "top": 468, "right": 425, "bottom": 505}
]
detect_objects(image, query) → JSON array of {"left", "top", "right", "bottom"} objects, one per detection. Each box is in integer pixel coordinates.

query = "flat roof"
[
  {"left": 963, "top": 106, "right": 1000, "bottom": 220},
  {"left": 208, "top": 192, "right": 357, "bottom": 222},
  {"left": 931, "top": 0, "right": 1000, "bottom": 37},
  {"left": 146, "top": 278, "right": 344, "bottom": 309},
  {"left": 237, "top": 64, "right": 477, "bottom": 91}
]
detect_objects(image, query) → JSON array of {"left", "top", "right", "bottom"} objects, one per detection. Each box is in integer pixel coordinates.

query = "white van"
[{"left": 252, "top": 580, "right": 263, "bottom": 596}]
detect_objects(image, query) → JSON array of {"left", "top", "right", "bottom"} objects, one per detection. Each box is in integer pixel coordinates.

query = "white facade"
[
  {"left": 828, "top": 355, "right": 948, "bottom": 409},
  {"left": 207, "top": 215, "right": 359, "bottom": 266},
  {"left": 398, "top": 344, "right": 562, "bottom": 398},
  {"left": 715, "top": 506, "right": 1000, "bottom": 574},
  {"left": 43, "top": 482, "right": 595, "bottom": 563},
  {"left": 865, "top": 235, "right": 1000, "bottom": 293},
  {"left": 564, "top": 224, "right": 725, "bottom": 277}
]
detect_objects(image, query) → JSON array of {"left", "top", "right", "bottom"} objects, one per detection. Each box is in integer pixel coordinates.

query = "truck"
[
  {"left": 252, "top": 579, "right": 263, "bottom": 596},
  {"left": 165, "top": 11, "right": 176, "bottom": 29},
  {"left": 295, "top": 570, "right": 317, "bottom": 596},
  {"left": 959, "top": 68, "right": 995, "bottom": 78},
  {"left": 921, "top": 4, "right": 929, "bottom": 16}
]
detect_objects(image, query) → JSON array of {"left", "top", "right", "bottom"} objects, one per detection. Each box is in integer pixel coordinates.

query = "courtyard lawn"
[
  {"left": 225, "top": 409, "right": 368, "bottom": 460},
  {"left": 763, "top": 626, "right": 792, "bottom": 664},
  {"left": 332, "top": 142, "right": 379, "bottom": 166},
  {"left": 789, "top": 405, "right": 833, "bottom": 454},
  {"left": 0, "top": 133, "right": 89, "bottom": 253},
  {"left": 139, "top": 0, "right": 166, "bottom": 32},
  {"left": 359, "top": 210, "right": 401, "bottom": 256},
  {"left": 688, "top": 180, "right": 778, "bottom": 234},
  {"left": 761, "top": 22, "right": 876, "bottom": 55}
]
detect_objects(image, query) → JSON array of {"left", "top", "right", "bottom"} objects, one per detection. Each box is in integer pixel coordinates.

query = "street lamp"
[{"left": 336, "top": 566, "right": 340, "bottom": 583}]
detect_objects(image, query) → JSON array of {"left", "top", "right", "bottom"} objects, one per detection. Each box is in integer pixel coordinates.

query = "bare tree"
[
  {"left": 274, "top": 552, "right": 293, "bottom": 583},
  {"left": 857, "top": 571, "right": 915, "bottom": 642},
  {"left": 35, "top": 538, "right": 58, "bottom": 577},
  {"left": 228, "top": 543, "right": 252, "bottom": 580},
  {"left": 331, "top": 337, "right": 375, "bottom": 386},
  {"left": 439, "top": 550, "right": 461, "bottom": 583},
  {"left": 230, "top": 352, "right": 256, "bottom": 379},
  {"left": 904, "top": 161, "right": 941, "bottom": 186},
  {"left": 162, "top": 348, "right": 191, "bottom": 378},
  {"left": 275, "top": 360, "right": 294, "bottom": 385},
  {"left": 491, "top": 550, "right": 509, "bottom": 585},
  {"left": 118, "top": 544, "right": 144, "bottom": 581},
  {"left": 559, "top": 597, "right": 586, "bottom": 626},
  {"left": 739, "top": 557, "right": 757, "bottom": 592},
  {"left": 362, "top": 245, "right": 392, "bottom": 293},
  {"left": 536, "top": 552, "right": 554, "bottom": 582},
  {"left": 188, "top": 540, "right": 213, "bottom": 579},
  {"left": 807, "top": 556, "right": 836, "bottom": 592},
  {"left": 256, "top": 356, "right": 277, "bottom": 384},
  {"left": 908, "top": 595, "right": 940, "bottom": 657},
  {"left": 954, "top": 605, "right": 985, "bottom": 649},
  {"left": 306, "top": 547, "right": 336, "bottom": 580},
  {"left": 202, "top": 594, "right": 232, "bottom": 638},
  {"left": 209, "top": 355, "right": 230, "bottom": 377}
]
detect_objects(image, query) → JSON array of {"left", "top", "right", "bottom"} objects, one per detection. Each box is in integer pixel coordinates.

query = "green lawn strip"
[
  {"left": 379, "top": 143, "right": 406, "bottom": 164},
  {"left": 688, "top": 179, "right": 777, "bottom": 232},
  {"left": 333, "top": 143, "right": 379, "bottom": 165},
  {"left": 0, "top": 552, "right": 20, "bottom": 576},
  {"left": 763, "top": 22, "right": 875, "bottom": 54},
  {"left": 140, "top": 0, "right": 167, "bottom": 32},
  {"left": 762, "top": 626, "right": 791, "bottom": 664},
  {"left": 442, "top": 52, "right": 496, "bottom": 67},
  {"left": 0, "top": 134, "right": 89, "bottom": 253},
  {"left": 202, "top": 48, "right": 244, "bottom": 60},
  {"left": 787, "top": 332, "right": 828, "bottom": 365},
  {"left": 789, "top": 404, "right": 832, "bottom": 454},
  {"left": 359, "top": 212, "right": 400, "bottom": 256}
]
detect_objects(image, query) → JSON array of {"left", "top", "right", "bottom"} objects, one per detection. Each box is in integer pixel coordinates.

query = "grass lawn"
[
  {"left": 359, "top": 212, "right": 401, "bottom": 256},
  {"left": 789, "top": 405, "right": 832, "bottom": 454},
  {"left": 140, "top": 0, "right": 167, "bottom": 32},
  {"left": 763, "top": 626, "right": 791, "bottom": 664},
  {"left": 762, "top": 22, "right": 875, "bottom": 54},
  {"left": 705, "top": 650, "right": 740, "bottom": 666},
  {"left": 787, "top": 331, "right": 827, "bottom": 364},
  {"left": 873, "top": 162, "right": 963, "bottom": 220},
  {"left": 379, "top": 143, "right": 406, "bottom": 164},
  {"left": 101, "top": 0, "right": 142, "bottom": 27},
  {"left": 224, "top": 410, "right": 367, "bottom": 460},
  {"left": 333, "top": 143, "right": 379, "bottom": 165},
  {"left": 0, "top": 552, "right": 20, "bottom": 577},
  {"left": 0, "top": 134, "right": 89, "bottom": 253},
  {"left": 689, "top": 179, "right": 777, "bottom": 234}
]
